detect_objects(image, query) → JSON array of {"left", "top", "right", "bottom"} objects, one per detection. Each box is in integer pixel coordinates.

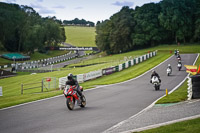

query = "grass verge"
[{"left": 139, "top": 117, "right": 200, "bottom": 133}]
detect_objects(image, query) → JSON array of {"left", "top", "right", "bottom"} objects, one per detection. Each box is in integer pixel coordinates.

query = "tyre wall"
[{"left": 191, "top": 75, "right": 200, "bottom": 99}]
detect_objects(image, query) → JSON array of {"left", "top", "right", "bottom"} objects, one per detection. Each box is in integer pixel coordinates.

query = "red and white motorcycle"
[{"left": 63, "top": 85, "right": 86, "bottom": 110}]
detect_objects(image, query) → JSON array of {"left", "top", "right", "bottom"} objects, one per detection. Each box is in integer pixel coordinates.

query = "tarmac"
[{"left": 105, "top": 99, "right": 200, "bottom": 133}]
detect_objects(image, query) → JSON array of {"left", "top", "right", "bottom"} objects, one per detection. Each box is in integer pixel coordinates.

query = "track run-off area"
[{"left": 0, "top": 54, "right": 198, "bottom": 133}]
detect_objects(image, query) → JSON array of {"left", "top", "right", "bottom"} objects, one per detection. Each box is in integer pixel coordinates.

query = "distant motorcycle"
[
  {"left": 151, "top": 76, "right": 160, "bottom": 91},
  {"left": 63, "top": 85, "right": 86, "bottom": 110},
  {"left": 167, "top": 68, "right": 172, "bottom": 76},
  {"left": 177, "top": 63, "right": 182, "bottom": 71}
]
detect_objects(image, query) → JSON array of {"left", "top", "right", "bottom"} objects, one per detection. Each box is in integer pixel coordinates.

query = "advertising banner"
[
  {"left": 84, "top": 70, "right": 102, "bottom": 81},
  {"left": 102, "top": 67, "right": 116, "bottom": 75},
  {"left": 77, "top": 74, "right": 84, "bottom": 83}
]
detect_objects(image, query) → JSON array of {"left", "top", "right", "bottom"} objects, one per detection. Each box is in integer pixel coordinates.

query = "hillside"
[{"left": 64, "top": 26, "right": 96, "bottom": 47}]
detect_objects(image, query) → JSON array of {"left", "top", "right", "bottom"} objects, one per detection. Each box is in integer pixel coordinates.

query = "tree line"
[
  {"left": 63, "top": 18, "right": 95, "bottom": 27},
  {"left": 0, "top": 2, "right": 66, "bottom": 54},
  {"left": 96, "top": 0, "right": 200, "bottom": 54}
]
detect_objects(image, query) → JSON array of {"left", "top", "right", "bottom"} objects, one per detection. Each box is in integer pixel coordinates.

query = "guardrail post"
[
  {"left": 21, "top": 83, "right": 23, "bottom": 94},
  {"left": 41, "top": 79, "right": 43, "bottom": 92}
]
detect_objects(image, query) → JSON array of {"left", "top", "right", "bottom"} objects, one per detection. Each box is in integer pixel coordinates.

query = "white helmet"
[{"left": 168, "top": 64, "right": 171, "bottom": 67}]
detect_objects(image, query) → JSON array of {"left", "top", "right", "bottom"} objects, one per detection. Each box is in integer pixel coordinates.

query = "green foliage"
[
  {"left": 63, "top": 18, "right": 95, "bottom": 27},
  {"left": 0, "top": 2, "right": 65, "bottom": 54},
  {"left": 159, "top": 0, "right": 196, "bottom": 43},
  {"left": 133, "top": 3, "right": 166, "bottom": 47},
  {"left": 96, "top": 0, "right": 200, "bottom": 54},
  {"left": 96, "top": 7, "right": 134, "bottom": 54}
]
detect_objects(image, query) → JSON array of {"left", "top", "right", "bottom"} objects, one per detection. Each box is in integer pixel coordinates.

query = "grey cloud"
[
  {"left": 74, "top": 7, "right": 83, "bottom": 10},
  {"left": 29, "top": 3, "right": 55, "bottom": 14},
  {"left": 38, "top": 8, "right": 56, "bottom": 14},
  {"left": 5, "top": 0, "right": 16, "bottom": 3},
  {"left": 36, "top": 0, "right": 43, "bottom": 2},
  {"left": 112, "top": 1, "right": 134, "bottom": 7},
  {"left": 30, "top": 3, "right": 43, "bottom": 9},
  {"left": 52, "top": 5, "right": 66, "bottom": 9}
]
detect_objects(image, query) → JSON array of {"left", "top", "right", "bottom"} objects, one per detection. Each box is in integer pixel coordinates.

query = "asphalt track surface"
[{"left": 0, "top": 54, "right": 198, "bottom": 133}]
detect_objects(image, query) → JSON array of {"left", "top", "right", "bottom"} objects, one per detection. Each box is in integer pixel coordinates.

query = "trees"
[
  {"left": 194, "top": 0, "right": 200, "bottom": 41},
  {"left": 63, "top": 18, "right": 95, "bottom": 27},
  {"left": 96, "top": 7, "right": 134, "bottom": 54},
  {"left": 0, "top": 2, "right": 65, "bottom": 54},
  {"left": 95, "top": 0, "right": 199, "bottom": 54},
  {"left": 132, "top": 3, "right": 168, "bottom": 47},
  {"left": 158, "top": 0, "right": 195, "bottom": 43}
]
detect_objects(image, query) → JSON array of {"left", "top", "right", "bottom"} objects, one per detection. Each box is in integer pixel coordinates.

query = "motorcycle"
[
  {"left": 63, "top": 85, "right": 86, "bottom": 110},
  {"left": 167, "top": 68, "right": 172, "bottom": 76},
  {"left": 151, "top": 76, "right": 160, "bottom": 91},
  {"left": 177, "top": 63, "right": 182, "bottom": 71}
]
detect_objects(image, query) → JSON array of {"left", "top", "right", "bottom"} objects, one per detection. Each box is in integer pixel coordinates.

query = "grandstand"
[{"left": 1, "top": 53, "right": 30, "bottom": 61}]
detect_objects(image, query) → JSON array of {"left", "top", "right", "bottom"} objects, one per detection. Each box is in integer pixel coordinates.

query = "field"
[
  {"left": 64, "top": 26, "right": 96, "bottom": 47},
  {"left": 0, "top": 44, "right": 200, "bottom": 109}
]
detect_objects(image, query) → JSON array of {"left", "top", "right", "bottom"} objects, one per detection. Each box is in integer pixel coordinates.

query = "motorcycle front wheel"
[{"left": 66, "top": 98, "right": 74, "bottom": 110}]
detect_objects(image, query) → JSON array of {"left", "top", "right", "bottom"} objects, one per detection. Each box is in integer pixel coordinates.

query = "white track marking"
[{"left": 121, "top": 114, "right": 200, "bottom": 133}]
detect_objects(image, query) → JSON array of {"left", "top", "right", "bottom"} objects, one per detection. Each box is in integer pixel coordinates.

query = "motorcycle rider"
[
  {"left": 178, "top": 60, "right": 182, "bottom": 65},
  {"left": 167, "top": 64, "right": 172, "bottom": 73},
  {"left": 177, "top": 53, "right": 181, "bottom": 60},
  {"left": 150, "top": 70, "right": 161, "bottom": 83},
  {"left": 66, "top": 73, "right": 83, "bottom": 100}
]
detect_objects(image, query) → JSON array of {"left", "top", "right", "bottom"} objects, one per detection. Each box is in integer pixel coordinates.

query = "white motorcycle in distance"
[
  {"left": 167, "top": 68, "right": 172, "bottom": 76},
  {"left": 177, "top": 63, "right": 182, "bottom": 71},
  {"left": 151, "top": 76, "right": 160, "bottom": 91}
]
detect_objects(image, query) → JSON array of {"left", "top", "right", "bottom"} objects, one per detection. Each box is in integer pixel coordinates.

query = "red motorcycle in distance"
[{"left": 63, "top": 85, "right": 86, "bottom": 110}]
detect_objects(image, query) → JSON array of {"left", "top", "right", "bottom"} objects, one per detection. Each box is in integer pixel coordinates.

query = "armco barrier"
[{"left": 59, "top": 51, "right": 157, "bottom": 89}]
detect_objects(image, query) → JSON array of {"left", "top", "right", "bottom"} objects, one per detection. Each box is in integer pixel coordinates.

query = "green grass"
[
  {"left": 30, "top": 50, "right": 69, "bottom": 61},
  {"left": 156, "top": 52, "right": 200, "bottom": 104},
  {"left": 0, "top": 44, "right": 200, "bottom": 109},
  {"left": 139, "top": 118, "right": 200, "bottom": 133},
  {"left": 64, "top": 26, "right": 96, "bottom": 47}
]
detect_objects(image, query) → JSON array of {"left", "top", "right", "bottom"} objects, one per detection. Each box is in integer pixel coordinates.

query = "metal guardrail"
[
  {"left": 21, "top": 82, "right": 43, "bottom": 94},
  {"left": 21, "top": 77, "right": 57, "bottom": 94}
]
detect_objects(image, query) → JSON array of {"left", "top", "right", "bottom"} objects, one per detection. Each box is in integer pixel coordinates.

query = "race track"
[{"left": 0, "top": 54, "right": 198, "bottom": 133}]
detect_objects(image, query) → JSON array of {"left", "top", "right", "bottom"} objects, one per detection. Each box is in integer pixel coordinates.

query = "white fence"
[{"left": 59, "top": 51, "right": 157, "bottom": 90}]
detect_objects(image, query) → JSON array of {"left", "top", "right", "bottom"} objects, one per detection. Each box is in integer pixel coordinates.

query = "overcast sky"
[{"left": 1, "top": 0, "right": 161, "bottom": 23}]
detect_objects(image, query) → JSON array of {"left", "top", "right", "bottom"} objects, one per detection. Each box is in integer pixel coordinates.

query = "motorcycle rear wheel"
[{"left": 67, "top": 98, "right": 74, "bottom": 110}]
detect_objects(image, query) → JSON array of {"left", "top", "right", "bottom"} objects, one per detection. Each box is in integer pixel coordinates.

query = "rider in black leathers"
[
  {"left": 66, "top": 73, "right": 83, "bottom": 100},
  {"left": 150, "top": 70, "right": 161, "bottom": 83}
]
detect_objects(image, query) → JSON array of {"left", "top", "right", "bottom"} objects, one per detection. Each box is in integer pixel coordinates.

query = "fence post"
[
  {"left": 21, "top": 83, "right": 23, "bottom": 94},
  {"left": 41, "top": 79, "right": 43, "bottom": 92}
]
